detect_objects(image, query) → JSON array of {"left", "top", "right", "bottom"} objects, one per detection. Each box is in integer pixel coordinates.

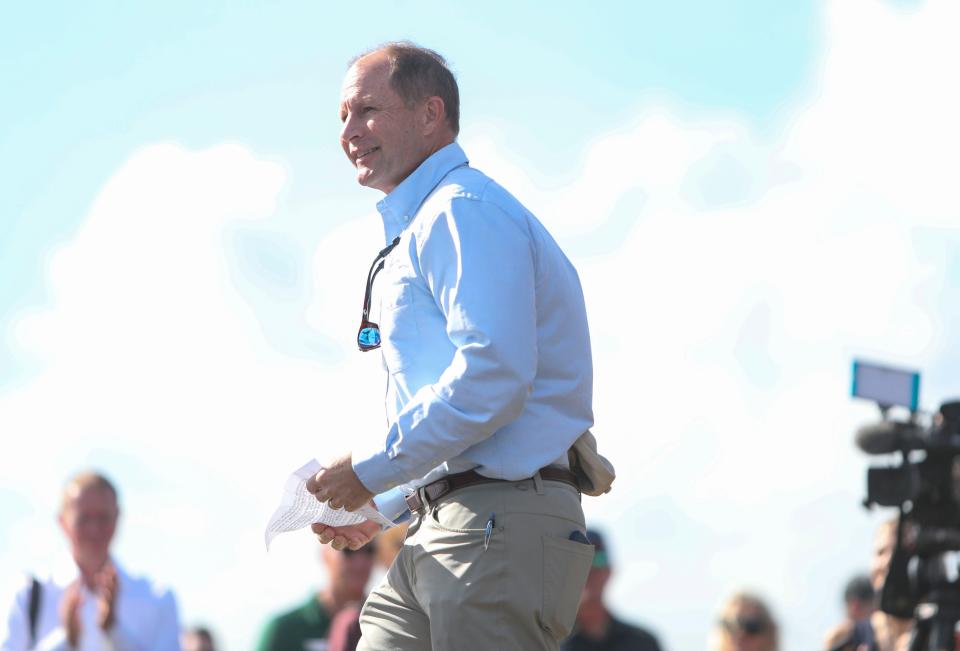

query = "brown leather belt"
[{"left": 403, "top": 467, "right": 579, "bottom": 515}]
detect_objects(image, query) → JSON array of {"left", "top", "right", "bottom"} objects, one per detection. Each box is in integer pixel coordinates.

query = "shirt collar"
[{"left": 376, "top": 142, "right": 468, "bottom": 243}]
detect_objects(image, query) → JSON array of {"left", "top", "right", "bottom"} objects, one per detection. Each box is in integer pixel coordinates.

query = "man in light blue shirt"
[{"left": 307, "top": 42, "right": 598, "bottom": 650}]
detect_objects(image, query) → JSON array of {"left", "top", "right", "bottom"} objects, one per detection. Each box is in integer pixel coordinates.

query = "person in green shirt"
[
  {"left": 256, "top": 543, "right": 375, "bottom": 651},
  {"left": 562, "top": 530, "right": 663, "bottom": 651}
]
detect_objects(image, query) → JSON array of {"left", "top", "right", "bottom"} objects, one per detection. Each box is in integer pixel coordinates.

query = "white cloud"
[
  {"left": 476, "top": 1, "right": 959, "bottom": 648},
  {"left": 2, "top": 1, "right": 958, "bottom": 649},
  {"left": 0, "top": 142, "right": 370, "bottom": 644}
]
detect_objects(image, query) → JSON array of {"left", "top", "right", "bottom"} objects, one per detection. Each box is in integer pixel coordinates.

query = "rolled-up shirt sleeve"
[{"left": 354, "top": 195, "right": 539, "bottom": 493}]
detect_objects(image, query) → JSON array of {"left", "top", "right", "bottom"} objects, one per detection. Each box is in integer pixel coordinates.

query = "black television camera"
[{"left": 853, "top": 360, "right": 960, "bottom": 651}]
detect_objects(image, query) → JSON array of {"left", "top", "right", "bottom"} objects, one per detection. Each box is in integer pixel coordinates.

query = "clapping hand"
[
  {"left": 95, "top": 562, "right": 118, "bottom": 632},
  {"left": 59, "top": 581, "right": 83, "bottom": 647},
  {"left": 60, "top": 562, "right": 119, "bottom": 644}
]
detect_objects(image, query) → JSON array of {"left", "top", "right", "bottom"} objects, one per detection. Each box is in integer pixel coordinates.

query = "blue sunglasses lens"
[{"left": 358, "top": 326, "right": 381, "bottom": 349}]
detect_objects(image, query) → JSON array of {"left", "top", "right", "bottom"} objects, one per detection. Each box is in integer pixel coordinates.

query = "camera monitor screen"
[{"left": 851, "top": 360, "right": 920, "bottom": 411}]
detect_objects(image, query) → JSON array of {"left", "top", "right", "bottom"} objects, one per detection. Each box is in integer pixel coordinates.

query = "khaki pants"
[{"left": 357, "top": 477, "right": 594, "bottom": 651}]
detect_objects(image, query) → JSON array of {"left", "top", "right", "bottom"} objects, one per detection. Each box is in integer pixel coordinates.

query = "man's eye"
[{"left": 362, "top": 106, "right": 376, "bottom": 114}]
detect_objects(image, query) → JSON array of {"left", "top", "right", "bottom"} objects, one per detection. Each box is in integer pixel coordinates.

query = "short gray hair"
[
  {"left": 353, "top": 42, "right": 460, "bottom": 135},
  {"left": 61, "top": 470, "right": 119, "bottom": 512}
]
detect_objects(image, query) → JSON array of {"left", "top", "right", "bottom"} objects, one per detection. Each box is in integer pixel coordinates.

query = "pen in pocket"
[{"left": 483, "top": 513, "right": 495, "bottom": 551}]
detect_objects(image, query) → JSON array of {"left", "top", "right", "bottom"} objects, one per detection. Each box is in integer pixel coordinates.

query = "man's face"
[
  {"left": 339, "top": 55, "right": 428, "bottom": 194},
  {"left": 181, "top": 631, "right": 214, "bottom": 651},
  {"left": 721, "top": 603, "right": 775, "bottom": 651},
  {"left": 576, "top": 566, "right": 610, "bottom": 622},
  {"left": 846, "top": 597, "right": 874, "bottom": 622},
  {"left": 323, "top": 545, "right": 375, "bottom": 602},
  {"left": 59, "top": 486, "right": 118, "bottom": 564},
  {"left": 871, "top": 523, "right": 896, "bottom": 593}
]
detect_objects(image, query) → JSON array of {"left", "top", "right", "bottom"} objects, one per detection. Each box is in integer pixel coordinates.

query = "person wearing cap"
[
  {"left": 562, "top": 529, "right": 662, "bottom": 651},
  {"left": 841, "top": 575, "right": 875, "bottom": 625},
  {"left": 822, "top": 573, "right": 877, "bottom": 651},
  {"left": 305, "top": 41, "right": 601, "bottom": 650}
]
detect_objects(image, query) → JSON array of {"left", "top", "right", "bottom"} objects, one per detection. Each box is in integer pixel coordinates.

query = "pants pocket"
[
  {"left": 429, "top": 500, "right": 498, "bottom": 534},
  {"left": 539, "top": 534, "right": 595, "bottom": 640}
]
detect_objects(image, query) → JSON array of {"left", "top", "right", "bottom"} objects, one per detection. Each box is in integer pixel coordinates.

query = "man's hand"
[
  {"left": 59, "top": 581, "right": 82, "bottom": 647},
  {"left": 95, "top": 563, "right": 118, "bottom": 632},
  {"left": 312, "top": 519, "right": 382, "bottom": 551},
  {"left": 305, "top": 453, "right": 374, "bottom": 512}
]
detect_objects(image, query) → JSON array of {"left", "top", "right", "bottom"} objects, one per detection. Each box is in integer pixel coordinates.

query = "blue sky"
[
  {"left": 2, "top": 2, "right": 958, "bottom": 650},
  {"left": 1, "top": 1, "right": 821, "bottom": 386}
]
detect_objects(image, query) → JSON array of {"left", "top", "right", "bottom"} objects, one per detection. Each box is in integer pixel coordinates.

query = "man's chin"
[
  {"left": 357, "top": 169, "right": 394, "bottom": 194},
  {"left": 356, "top": 168, "right": 376, "bottom": 187}
]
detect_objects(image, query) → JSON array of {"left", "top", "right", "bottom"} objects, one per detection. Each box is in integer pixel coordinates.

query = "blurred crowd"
[{"left": 0, "top": 469, "right": 949, "bottom": 651}]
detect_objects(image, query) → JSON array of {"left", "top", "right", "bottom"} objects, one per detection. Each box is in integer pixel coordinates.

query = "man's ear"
[{"left": 421, "top": 96, "right": 447, "bottom": 135}]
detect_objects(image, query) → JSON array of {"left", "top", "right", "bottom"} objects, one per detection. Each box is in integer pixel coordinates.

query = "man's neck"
[
  {"left": 380, "top": 137, "right": 457, "bottom": 196},
  {"left": 74, "top": 555, "right": 109, "bottom": 588},
  {"left": 318, "top": 586, "right": 358, "bottom": 617}
]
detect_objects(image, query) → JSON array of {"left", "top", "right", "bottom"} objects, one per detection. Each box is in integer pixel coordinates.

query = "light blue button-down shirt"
[{"left": 352, "top": 143, "right": 594, "bottom": 521}]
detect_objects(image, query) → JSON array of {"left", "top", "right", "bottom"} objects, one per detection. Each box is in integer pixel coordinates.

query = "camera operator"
[
  {"left": 847, "top": 362, "right": 960, "bottom": 650},
  {"left": 824, "top": 519, "right": 914, "bottom": 651}
]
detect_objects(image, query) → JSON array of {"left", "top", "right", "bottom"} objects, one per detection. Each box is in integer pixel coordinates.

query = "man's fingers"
[
  {"left": 311, "top": 522, "right": 379, "bottom": 550},
  {"left": 97, "top": 567, "right": 118, "bottom": 595},
  {"left": 347, "top": 537, "right": 366, "bottom": 551},
  {"left": 351, "top": 527, "right": 377, "bottom": 549},
  {"left": 65, "top": 582, "right": 83, "bottom": 607},
  {"left": 305, "top": 472, "right": 322, "bottom": 495},
  {"left": 312, "top": 525, "right": 335, "bottom": 544},
  {"left": 312, "top": 488, "right": 332, "bottom": 504}
]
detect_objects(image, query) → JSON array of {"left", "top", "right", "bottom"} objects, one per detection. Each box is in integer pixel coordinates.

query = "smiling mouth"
[{"left": 355, "top": 147, "right": 380, "bottom": 163}]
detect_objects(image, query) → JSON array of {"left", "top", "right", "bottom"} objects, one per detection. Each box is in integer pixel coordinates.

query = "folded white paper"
[{"left": 265, "top": 458, "right": 395, "bottom": 550}]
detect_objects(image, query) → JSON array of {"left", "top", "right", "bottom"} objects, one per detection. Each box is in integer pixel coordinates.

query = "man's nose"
[{"left": 341, "top": 113, "right": 362, "bottom": 143}]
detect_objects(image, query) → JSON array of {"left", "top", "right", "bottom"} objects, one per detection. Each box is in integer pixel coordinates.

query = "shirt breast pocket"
[
  {"left": 379, "top": 277, "right": 417, "bottom": 372},
  {"left": 381, "top": 277, "right": 413, "bottom": 309}
]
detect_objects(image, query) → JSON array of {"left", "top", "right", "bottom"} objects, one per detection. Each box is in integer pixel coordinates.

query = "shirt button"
[{"left": 402, "top": 215, "right": 410, "bottom": 223}]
